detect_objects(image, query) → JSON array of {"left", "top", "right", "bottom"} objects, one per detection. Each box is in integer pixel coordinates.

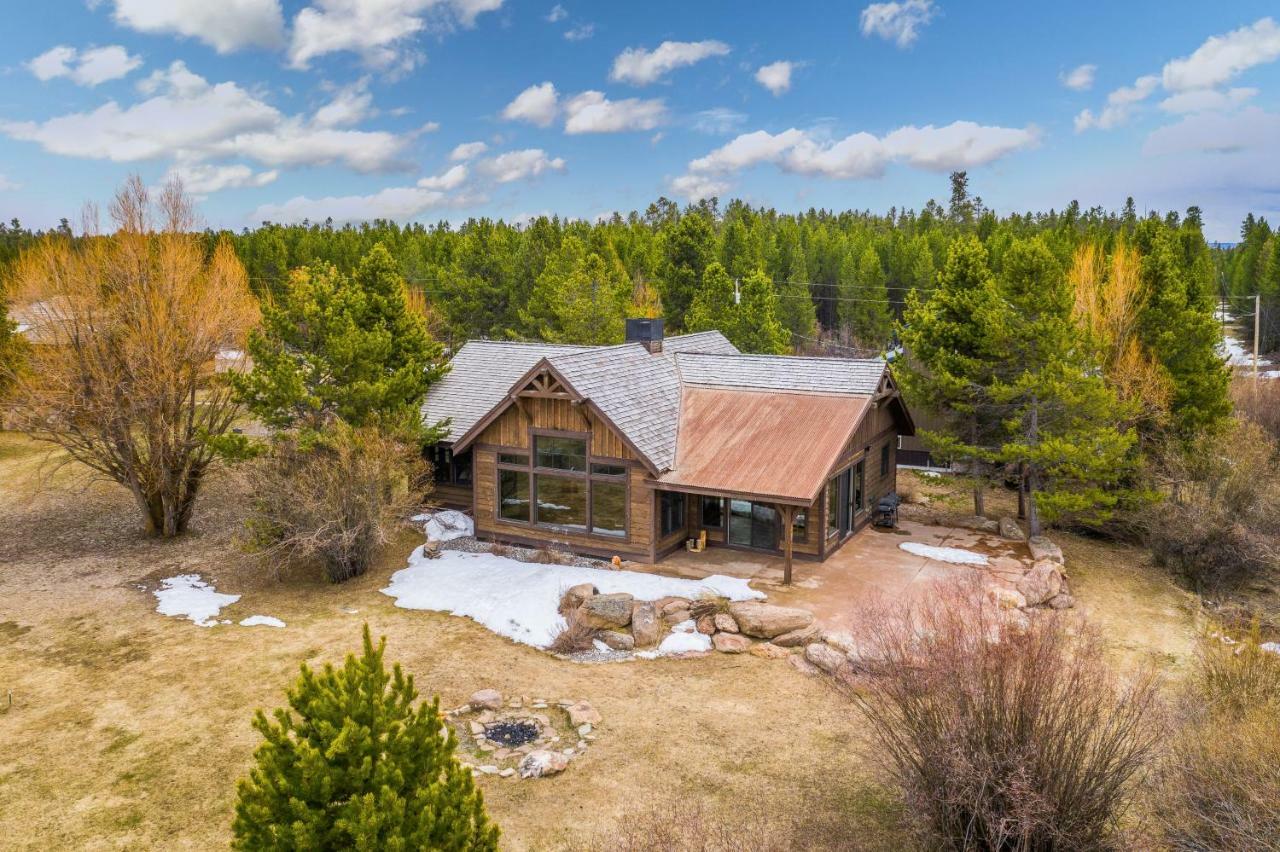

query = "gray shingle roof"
[
  {"left": 549, "top": 344, "right": 682, "bottom": 470},
  {"left": 660, "top": 330, "right": 739, "bottom": 356},
  {"left": 424, "top": 332, "right": 889, "bottom": 475},
  {"left": 674, "top": 352, "right": 886, "bottom": 396},
  {"left": 423, "top": 340, "right": 591, "bottom": 442}
]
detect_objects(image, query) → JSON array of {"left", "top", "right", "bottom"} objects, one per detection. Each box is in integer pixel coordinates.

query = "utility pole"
[{"left": 1255, "top": 293, "right": 1261, "bottom": 383}]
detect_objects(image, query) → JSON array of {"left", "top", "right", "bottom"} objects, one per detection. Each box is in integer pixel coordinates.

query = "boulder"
[
  {"left": 712, "top": 633, "right": 752, "bottom": 653},
  {"left": 598, "top": 630, "right": 635, "bottom": 651},
  {"left": 1046, "top": 593, "right": 1075, "bottom": 610},
  {"left": 822, "top": 630, "right": 858, "bottom": 655},
  {"left": 713, "top": 612, "right": 739, "bottom": 633},
  {"left": 957, "top": 515, "right": 1000, "bottom": 534},
  {"left": 695, "top": 615, "right": 717, "bottom": 635},
  {"left": 662, "top": 607, "right": 692, "bottom": 627},
  {"left": 565, "top": 700, "right": 601, "bottom": 727},
  {"left": 658, "top": 598, "right": 691, "bottom": 616},
  {"left": 629, "top": 602, "right": 660, "bottom": 648},
  {"left": 787, "top": 654, "right": 821, "bottom": 676},
  {"left": 998, "top": 517, "right": 1025, "bottom": 541},
  {"left": 577, "top": 593, "right": 634, "bottom": 629},
  {"left": 748, "top": 642, "right": 791, "bottom": 660},
  {"left": 518, "top": 750, "right": 570, "bottom": 779},
  {"left": 803, "top": 642, "right": 847, "bottom": 674},
  {"left": 771, "top": 623, "right": 823, "bottom": 648},
  {"left": 469, "top": 689, "right": 502, "bottom": 711},
  {"left": 1016, "top": 561, "right": 1066, "bottom": 607},
  {"left": 1027, "top": 536, "right": 1064, "bottom": 565},
  {"left": 561, "top": 583, "right": 598, "bottom": 613},
  {"left": 728, "top": 601, "right": 815, "bottom": 639},
  {"left": 986, "top": 586, "right": 1028, "bottom": 610}
]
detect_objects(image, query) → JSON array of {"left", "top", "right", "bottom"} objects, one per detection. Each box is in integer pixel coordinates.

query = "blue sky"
[{"left": 1, "top": 1, "right": 1278, "bottom": 241}]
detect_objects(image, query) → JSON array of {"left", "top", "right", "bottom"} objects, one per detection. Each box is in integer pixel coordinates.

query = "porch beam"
[{"left": 780, "top": 503, "right": 794, "bottom": 585}]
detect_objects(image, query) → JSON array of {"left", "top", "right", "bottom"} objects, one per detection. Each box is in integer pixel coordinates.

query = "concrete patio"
[{"left": 630, "top": 519, "right": 1033, "bottom": 634}]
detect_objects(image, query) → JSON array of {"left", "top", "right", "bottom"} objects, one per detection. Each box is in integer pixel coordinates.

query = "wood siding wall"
[{"left": 470, "top": 397, "right": 652, "bottom": 560}]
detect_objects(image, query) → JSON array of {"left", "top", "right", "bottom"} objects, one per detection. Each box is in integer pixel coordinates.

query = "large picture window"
[
  {"left": 535, "top": 435, "right": 586, "bottom": 471},
  {"left": 534, "top": 475, "right": 586, "bottom": 531},
  {"left": 496, "top": 432, "right": 628, "bottom": 539},
  {"left": 427, "top": 444, "right": 473, "bottom": 486},
  {"left": 499, "top": 470, "right": 529, "bottom": 522},
  {"left": 700, "top": 496, "right": 724, "bottom": 528}
]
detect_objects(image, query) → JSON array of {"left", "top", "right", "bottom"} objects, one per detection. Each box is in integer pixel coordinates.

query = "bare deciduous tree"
[{"left": 6, "top": 176, "right": 257, "bottom": 536}]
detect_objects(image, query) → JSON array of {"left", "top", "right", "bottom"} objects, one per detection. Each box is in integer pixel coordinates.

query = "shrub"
[
  {"left": 1232, "top": 375, "right": 1280, "bottom": 441},
  {"left": 548, "top": 610, "right": 598, "bottom": 655},
  {"left": 233, "top": 626, "right": 499, "bottom": 850},
  {"left": 243, "top": 424, "right": 427, "bottom": 582},
  {"left": 840, "top": 578, "right": 1162, "bottom": 850},
  {"left": 1155, "top": 630, "right": 1280, "bottom": 850},
  {"left": 1142, "top": 420, "right": 1280, "bottom": 594}
]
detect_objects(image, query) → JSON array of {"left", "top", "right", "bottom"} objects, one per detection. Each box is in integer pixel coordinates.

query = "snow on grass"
[
  {"left": 411, "top": 509, "right": 475, "bottom": 542},
  {"left": 899, "top": 542, "right": 989, "bottom": 566},
  {"left": 154, "top": 575, "right": 240, "bottom": 627},
  {"left": 239, "top": 615, "right": 286, "bottom": 628},
  {"left": 381, "top": 547, "right": 763, "bottom": 649}
]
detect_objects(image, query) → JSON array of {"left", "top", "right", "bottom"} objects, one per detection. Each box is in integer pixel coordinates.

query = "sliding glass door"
[{"left": 728, "top": 499, "right": 778, "bottom": 550}]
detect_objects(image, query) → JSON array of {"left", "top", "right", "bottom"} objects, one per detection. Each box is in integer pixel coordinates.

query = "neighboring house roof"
[
  {"left": 423, "top": 340, "right": 591, "bottom": 442},
  {"left": 429, "top": 329, "right": 908, "bottom": 503},
  {"left": 656, "top": 387, "right": 870, "bottom": 504}
]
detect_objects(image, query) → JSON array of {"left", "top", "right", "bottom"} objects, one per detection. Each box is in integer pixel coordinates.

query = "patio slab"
[{"left": 627, "top": 519, "right": 1033, "bottom": 635}]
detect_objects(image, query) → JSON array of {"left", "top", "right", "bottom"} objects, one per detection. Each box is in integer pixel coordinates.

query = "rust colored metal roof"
[{"left": 656, "top": 386, "right": 870, "bottom": 505}]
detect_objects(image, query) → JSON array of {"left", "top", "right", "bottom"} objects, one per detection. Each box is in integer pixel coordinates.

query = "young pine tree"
[
  {"left": 231, "top": 242, "right": 447, "bottom": 434},
  {"left": 991, "top": 236, "right": 1138, "bottom": 536},
  {"left": 898, "top": 236, "right": 1007, "bottom": 515},
  {"left": 522, "top": 238, "right": 630, "bottom": 344},
  {"left": 839, "top": 244, "right": 894, "bottom": 349},
  {"left": 685, "top": 261, "right": 739, "bottom": 342},
  {"left": 735, "top": 269, "right": 789, "bottom": 354},
  {"left": 233, "top": 626, "right": 500, "bottom": 851}
]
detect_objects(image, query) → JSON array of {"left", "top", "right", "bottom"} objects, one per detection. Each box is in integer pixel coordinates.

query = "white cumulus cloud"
[
  {"left": 28, "top": 45, "right": 143, "bottom": 87},
  {"left": 1162, "top": 17, "right": 1280, "bottom": 92},
  {"left": 476, "top": 148, "right": 565, "bottom": 183},
  {"left": 1060, "top": 64, "right": 1096, "bottom": 91},
  {"left": 502, "top": 82, "right": 559, "bottom": 127},
  {"left": 1159, "top": 87, "right": 1257, "bottom": 115},
  {"left": 564, "top": 23, "right": 594, "bottom": 41},
  {"left": 288, "top": 0, "right": 504, "bottom": 69},
  {"left": 609, "top": 40, "right": 730, "bottom": 85},
  {"left": 417, "top": 163, "right": 469, "bottom": 190},
  {"left": 563, "top": 91, "right": 665, "bottom": 134},
  {"left": 546, "top": 4, "right": 567, "bottom": 22},
  {"left": 165, "top": 163, "right": 278, "bottom": 196},
  {"left": 449, "top": 140, "right": 488, "bottom": 161},
  {"left": 312, "top": 77, "right": 376, "bottom": 128},
  {"left": 755, "top": 61, "right": 795, "bottom": 96},
  {"left": 1073, "top": 74, "right": 1160, "bottom": 131},
  {"left": 1, "top": 61, "right": 410, "bottom": 173},
  {"left": 859, "top": 0, "right": 936, "bottom": 48},
  {"left": 107, "top": 0, "right": 286, "bottom": 53},
  {"left": 674, "top": 120, "right": 1037, "bottom": 199}
]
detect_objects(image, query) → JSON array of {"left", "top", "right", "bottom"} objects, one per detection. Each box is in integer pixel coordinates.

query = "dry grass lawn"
[{"left": 0, "top": 441, "right": 1199, "bottom": 849}]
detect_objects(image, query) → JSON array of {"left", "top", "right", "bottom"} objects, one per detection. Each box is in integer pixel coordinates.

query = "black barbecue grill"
[{"left": 873, "top": 493, "right": 901, "bottom": 528}]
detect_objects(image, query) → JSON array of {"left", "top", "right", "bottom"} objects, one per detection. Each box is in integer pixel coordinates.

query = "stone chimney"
[{"left": 625, "top": 317, "right": 664, "bottom": 354}]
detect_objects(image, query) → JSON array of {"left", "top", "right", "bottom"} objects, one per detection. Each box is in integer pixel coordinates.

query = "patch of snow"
[
  {"left": 153, "top": 574, "right": 240, "bottom": 627},
  {"left": 899, "top": 542, "right": 989, "bottom": 566},
  {"left": 1219, "top": 332, "right": 1273, "bottom": 368},
  {"left": 381, "top": 548, "right": 764, "bottom": 649},
  {"left": 1261, "top": 642, "right": 1280, "bottom": 656},
  {"left": 415, "top": 509, "right": 475, "bottom": 542},
  {"left": 654, "top": 630, "right": 712, "bottom": 654},
  {"left": 239, "top": 615, "right": 286, "bottom": 628}
]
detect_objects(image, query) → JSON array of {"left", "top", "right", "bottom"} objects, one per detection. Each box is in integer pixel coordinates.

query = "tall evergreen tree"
[
  {"left": 899, "top": 236, "right": 1007, "bottom": 515},
  {"left": 735, "top": 269, "right": 789, "bottom": 354},
  {"left": 839, "top": 244, "right": 894, "bottom": 349},
  {"left": 233, "top": 626, "right": 499, "bottom": 850},
  {"left": 232, "top": 242, "right": 446, "bottom": 434},
  {"left": 685, "top": 261, "right": 738, "bottom": 342},
  {"left": 522, "top": 240, "right": 630, "bottom": 345},
  {"left": 658, "top": 211, "right": 715, "bottom": 331},
  {"left": 991, "top": 236, "right": 1138, "bottom": 536}
]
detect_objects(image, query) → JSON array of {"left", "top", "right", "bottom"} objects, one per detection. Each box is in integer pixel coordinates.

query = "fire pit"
[{"left": 484, "top": 720, "right": 539, "bottom": 748}]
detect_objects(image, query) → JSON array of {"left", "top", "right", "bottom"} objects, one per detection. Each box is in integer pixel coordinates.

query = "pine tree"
[
  {"left": 685, "top": 261, "right": 738, "bottom": 341},
  {"left": 0, "top": 280, "right": 24, "bottom": 399},
  {"left": 735, "top": 269, "right": 789, "bottom": 354},
  {"left": 231, "top": 242, "right": 447, "bottom": 434},
  {"left": 898, "top": 236, "right": 1007, "bottom": 515},
  {"left": 839, "top": 244, "right": 893, "bottom": 349},
  {"left": 537, "top": 249, "right": 630, "bottom": 345},
  {"left": 658, "top": 211, "right": 715, "bottom": 331},
  {"left": 991, "top": 236, "right": 1138, "bottom": 536},
  {"left": 233, "top": 626, "right": 499, "bottom": 850}
]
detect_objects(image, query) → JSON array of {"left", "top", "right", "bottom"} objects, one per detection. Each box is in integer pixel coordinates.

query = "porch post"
[{"left": 781, "top": 504, "right": 794, "bottom": 585}]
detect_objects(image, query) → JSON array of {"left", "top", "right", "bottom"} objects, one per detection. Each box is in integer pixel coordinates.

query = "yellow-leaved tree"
[{"left": 6, "top": 176, "right": 258, "bottom": 537}]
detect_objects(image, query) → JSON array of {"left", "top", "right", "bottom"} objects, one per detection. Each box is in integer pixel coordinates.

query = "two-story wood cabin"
[{"left": 421, "top": 319, "right": 914, "bottom": 581}]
